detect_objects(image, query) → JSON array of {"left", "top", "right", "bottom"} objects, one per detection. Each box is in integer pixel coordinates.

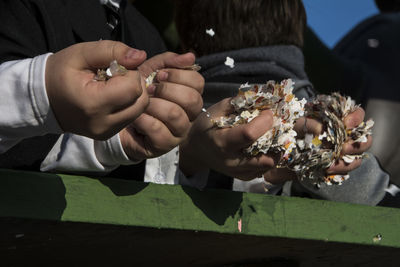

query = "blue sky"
[{"left": 303, "top": 0, "right": 379, "bottom": 48}]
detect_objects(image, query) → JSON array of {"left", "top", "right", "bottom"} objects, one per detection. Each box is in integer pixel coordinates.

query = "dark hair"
[
  {"left": 174, "top": 0, "right": 306, "bottom": 57},
  {"left": 375, "top": 0, "right": 400, "bottom": 12}
]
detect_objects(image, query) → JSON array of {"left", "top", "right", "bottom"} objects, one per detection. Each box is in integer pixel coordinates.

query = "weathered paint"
[{"left": 1, "top": 168, "right": 400, "bottom": 249}]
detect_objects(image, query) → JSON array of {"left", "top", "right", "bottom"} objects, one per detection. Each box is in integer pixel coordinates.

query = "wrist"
[{"left": 179, "top": 144, "right": 208, "bottom": 177}]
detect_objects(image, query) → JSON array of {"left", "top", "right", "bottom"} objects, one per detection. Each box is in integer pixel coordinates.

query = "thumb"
[
  {"left": 344, "top": 107, "right": 365, "bottom": 129},
  {"left": 73, "top": 40, "right": 147, "bottom": 70}
]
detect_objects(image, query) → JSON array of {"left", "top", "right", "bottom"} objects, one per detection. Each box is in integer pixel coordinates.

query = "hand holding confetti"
[{"left": 213, "top": 79, "right": 374, "bottom": 186}]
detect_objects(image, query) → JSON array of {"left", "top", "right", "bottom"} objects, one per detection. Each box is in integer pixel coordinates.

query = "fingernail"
[
  {"left": 157, "top": 70, "right": 169, "bottom": 81},
  {"left": 125, "top": 48, "right": 141, "bottom": 60}
]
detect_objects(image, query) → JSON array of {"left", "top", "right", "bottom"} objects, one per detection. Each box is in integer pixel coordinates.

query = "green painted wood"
[{"left": 1, "top": 168, "right": 399, "bottom": 250}]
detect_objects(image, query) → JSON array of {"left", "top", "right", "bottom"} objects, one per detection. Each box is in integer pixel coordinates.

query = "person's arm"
[
  {"left": 0, "top": 40, "right": 149, "bottom": 154},
  {"left": 41, "top": 133, "right": 135, "bottom": 175},
  {"left": 42, "top": 51, "right": 205, "bottom": 176},
  {"left": 179, "top": 98, "right": 282, "bottom": 182},
  {"left": 0, "top": 54, "right": 62, "bottom": 153}
]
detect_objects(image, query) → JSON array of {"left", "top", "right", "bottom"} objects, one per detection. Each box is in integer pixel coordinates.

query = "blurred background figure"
[{"left": 303, "top": 0, "right": 400, "bottom": 186}]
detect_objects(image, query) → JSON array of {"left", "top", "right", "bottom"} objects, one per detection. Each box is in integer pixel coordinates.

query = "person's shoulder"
[
  {"left": 334, "top": 13, "right": 400, "bottom": 53},
  {"left": 121, "top": 2, "right": 167, "bottom": 56}
]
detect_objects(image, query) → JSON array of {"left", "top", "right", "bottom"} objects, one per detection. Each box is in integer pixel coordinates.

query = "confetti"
[
  {"left": 290, "top": 93, "right": 373, "bottom": 185},
  {"left": 213, "top": 79, "right": 374, "bottom": 186},
  {"left": 206, "top": 28, "right": 215, "bottom": 37},
  {"left": 237, "top": 218, "right": 242, "bottom": 232},
  {"left": 94, "top": 60, "right": 127, "bottom": 81},
  {"left": 224, "top": 56, "right": 235, "bottom": 68},
  {"left": 145, "top": 70, "right": 158, "bottom": 88},
  {"left": 367, "top": 38, "right": 379, "bottom": 48},
  {"left": 214, "top": 79, "right": 306, "bottom": 160},
  {"left": 373, "top": 234, "right": 382, "bottom": 243}
]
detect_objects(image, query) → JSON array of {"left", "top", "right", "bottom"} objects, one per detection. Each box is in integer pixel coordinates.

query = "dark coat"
[{"left": 0, "top": 0, "right": 166, "bottom": 177}]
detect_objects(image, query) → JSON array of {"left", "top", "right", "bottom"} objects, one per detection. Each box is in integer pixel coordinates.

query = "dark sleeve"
[
  {"left": 122, "top": 3, "right": 167, "bottom": 57},
  {"left": 302, "top": 27, "right": 367, "bottom": 102},
  {"left": 334, "top": 15, "right": 400, "bottom": 103},
  {"left": 0, "top": 0, "right": 49, "bottom": 63},
  {"left": 0, "top": 0, "right": 60, "bottom": 171}
]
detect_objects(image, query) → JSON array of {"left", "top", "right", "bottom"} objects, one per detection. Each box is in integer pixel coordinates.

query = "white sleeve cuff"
[
  {"left": 0, "top": 54, "right": 62, "bottom": 153},
  {"left": 94, "top": 133, "right": 141, "bottom": 166},
  {"left": 41, "top": 133, "right": 140, "bottom": 175},
  {"left": 29, "top": 53, "right": 62, "bottom": 134}
]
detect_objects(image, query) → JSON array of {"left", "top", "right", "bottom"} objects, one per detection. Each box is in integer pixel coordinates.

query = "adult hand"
[
  {"left": 45, "top": 40, "right": 148, "bottom": 140},
  {"left": 119, "top": 52, "right": 205, "bottom": 160},
  {"left": 179, "top": 98, "right": 280, "bottom": 180}
]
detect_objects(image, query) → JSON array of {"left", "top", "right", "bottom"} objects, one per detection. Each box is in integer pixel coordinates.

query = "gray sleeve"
[{"left": 283, "top": 152, "right": 390, "bottom": 206}]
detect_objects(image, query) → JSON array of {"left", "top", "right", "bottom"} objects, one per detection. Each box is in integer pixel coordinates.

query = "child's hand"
[
  {"left": 265, "top": 108, "right": 373, "bottom": 184},
  {"left": 119, "top": 52, "right": 205, "bottom": 160},
  {"left": 179, "top": 98, "right": 280, "bottom": 180},
  {"left": 294, "top": 107, "right": 372, "bottom": 176},
  {"left": 327, "top": 107, "right": 372, "bottom": 174},
  {"left": 45, "top": 40, "right": 149, "bottom": 140}
]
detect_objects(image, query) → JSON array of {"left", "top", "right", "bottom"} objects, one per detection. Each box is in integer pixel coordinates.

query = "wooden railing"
[{"left": 1, "top": 168, "right": 399, "bottom": 266}]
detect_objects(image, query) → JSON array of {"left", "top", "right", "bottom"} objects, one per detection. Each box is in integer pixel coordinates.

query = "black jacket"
[{"left": 0, "top": 0, "right": 166, "bottom": 176}]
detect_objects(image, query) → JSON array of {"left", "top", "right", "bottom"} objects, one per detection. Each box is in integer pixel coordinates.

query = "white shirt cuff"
[
  {"left": 95, "top": 133, "right": 141, "bottom": 166},
  {"left": 29, "top": 53, "right": 62, "bottom": 134}
]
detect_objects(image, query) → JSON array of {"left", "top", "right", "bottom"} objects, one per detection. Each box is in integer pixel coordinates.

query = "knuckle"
[
  {"left": 163, "top": 51, "right": 176, "bottom": 58},
  {"left": 167, "top": 104, "right": 185, "bottom": 122},
  {"left": 185, "top": 92, "right": 203, "bottom": 118},
  {"left": 149, "top": 118, "right": 164, "bottom": 133},
  {"left": 129, "top": 73, "right": 144, "bottom": 99},
  {"left": 194, "top": 73, "right": 205, "bottom": 93},
  {"left": 82, "top": 101, "right": 101, "bottom": 118},
  {"left": 109, "top": 41, "right": 120, "bottom": 62},
  {"left": 242, "top": 127, "right": 260, "bottom": 143},
  {"left": 259, "top": 157, "right": 274, "bottom": 169}
]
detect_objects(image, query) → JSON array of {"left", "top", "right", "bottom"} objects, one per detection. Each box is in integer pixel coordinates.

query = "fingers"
[
  {"left": 263, "top": 167, "right": 296, "bottom": 184},
  {"left": 157, "top": 68, "right": 205, "bottom": 93},
  {"left": 76, "top": 40, "right": 147, "bottom": 70},
  {"left": 138, "top": 52, "right": 196, "bottom": 77},
  {"left": 154, "top": 81, "right": 203, "bottom": 121},
  {"left": 131, "top": 113, "right": 181, "bottom": 156},
  {"left": 221, "top": 109, "right": 274, "bottom": 148},
  {"left": 145, "top": 98, "right": 191, "bottom": 137},
  {"left": 327, "top": 158, "right": 362, "bottom": 175},
  {"left": 294, "top": 117, "right": 323, "bottom": 137},
  {"left": 344, "top": 107, "right": 365, "bottom": 129},
  {"left": 90, "top": 70, "right": 145, "bottom": 111},
  {"left": 127, "top": 96, "right": 193, "bottom": 157},
  {"left": 107, "top": 86, "right": 150, "bottom": 132},
  {"left": 240, "top": 153, "right": 279, "bottom": 173},
  {"left": 342, "top": 135, "right": 373, "bottom": 155}
]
